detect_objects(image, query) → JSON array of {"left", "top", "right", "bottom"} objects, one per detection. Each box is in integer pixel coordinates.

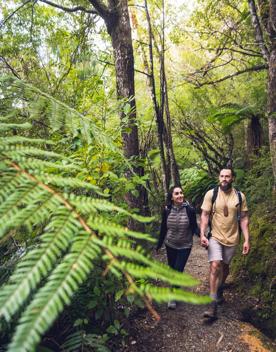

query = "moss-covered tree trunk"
[
  {"left": 267, "top": 0, "right": 276, "bottom": 191},
  {"left": 248, "top": 0, "right": 276, "bottom": 190}
]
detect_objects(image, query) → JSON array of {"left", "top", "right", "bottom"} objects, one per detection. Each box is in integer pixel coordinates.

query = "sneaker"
[
  {"left": 203, "top": 301, "right": 218, "bottom": 319},
  {"left": 167, "top": 301, "right": 176, "bottom": 309}
]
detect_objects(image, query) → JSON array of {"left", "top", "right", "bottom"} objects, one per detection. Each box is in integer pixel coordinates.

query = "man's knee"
[{"left": 210, "top": 261, "right": 222, "bottom": 276}]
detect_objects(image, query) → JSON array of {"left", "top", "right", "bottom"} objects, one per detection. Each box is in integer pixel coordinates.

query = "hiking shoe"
[
  {"left": 203, "top": 301, "right": 218, "bottom": 319},
  {"left": 217, "top": 286, "right": 225, "bottom": 305},
  {"left": 168, "top": 301, "right": 176, "bottom": 309}
]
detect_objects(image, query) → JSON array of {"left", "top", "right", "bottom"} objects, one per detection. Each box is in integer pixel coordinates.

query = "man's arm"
[
  {"left": 240, "top": 211, "right": 250, "bottom": 255},
  {"left": 200, "top": 210, "right": 210, "bottom": 247}
]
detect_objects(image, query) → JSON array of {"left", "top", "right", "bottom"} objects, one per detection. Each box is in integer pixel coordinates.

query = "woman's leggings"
[{"left": 165, "top": 245, "right": 192, "bottom": 272}]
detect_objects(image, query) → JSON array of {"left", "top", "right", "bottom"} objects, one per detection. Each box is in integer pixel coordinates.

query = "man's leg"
[
  {"left": 217, "top": 245, "right": 236, "bottom": 303},
  {"left": 209, "top": 260, "right": 223, "bottom": 298},
  {"left": 203, "top": 238, "right": 223, "bottom": 319}
]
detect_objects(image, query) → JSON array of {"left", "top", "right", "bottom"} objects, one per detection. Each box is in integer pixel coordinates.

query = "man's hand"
[
  {"left": 242, "top": 241, "right": 250, "bottom": 255},
  {"left": 200, "top": 235, "right": 209, "bottom": 248}
]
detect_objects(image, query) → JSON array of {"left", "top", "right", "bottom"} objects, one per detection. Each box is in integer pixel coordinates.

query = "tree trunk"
[
  {"left": 103, "top": 0, "right": 147, "bottom": 225},
  {"left": 144, "top": 0, "right": 170, "bottom": 195},
  {"left": 244, "top": 115, "right": 263, "bottom": 168},
  {"left": 267, "top": 0, "right": 276, "bottom": 190},
  {"left": 248, "top": 0, "right": 276, "bottom": 190},
  {"left": 248, "top": 115, "right": 263, "bottom": 153},
  {"left": 159, "top": 0, "right": 180, "bottom": 187},
  {"left": 163, "top": 78, "right": 180, "bottom": 186},
  {"left": 132, "top": 1, "right": 170, "bottom": 196}
]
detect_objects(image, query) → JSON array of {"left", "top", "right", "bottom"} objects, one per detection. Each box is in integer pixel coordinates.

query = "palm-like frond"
[{"left": 0, "top": 76, "right": 210, "bottom": 352}]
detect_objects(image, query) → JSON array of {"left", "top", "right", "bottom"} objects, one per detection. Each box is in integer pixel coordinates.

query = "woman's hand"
[{"left": 200, "top": 234, "right": 209, "bottom": 248}]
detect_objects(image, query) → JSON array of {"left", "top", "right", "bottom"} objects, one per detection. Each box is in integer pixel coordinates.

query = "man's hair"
[{"left": 220, "top": 167, "right": 236, "bottom": 177}]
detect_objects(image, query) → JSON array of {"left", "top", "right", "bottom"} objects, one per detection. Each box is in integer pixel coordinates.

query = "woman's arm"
[
  {"left": 187, "top": 205, "right": 200, "bottom": 236},
  {"left": 156, "top": 209, "right": 168, "bottom": 250}
]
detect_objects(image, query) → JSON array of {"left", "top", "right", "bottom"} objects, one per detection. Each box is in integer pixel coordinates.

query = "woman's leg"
[
  {"left": 174, "top": 248, "right": 192, "bottom": 272},
  {"left": 165, "top": 246, "right": 179, "bottom": 309},
  {"left": 165, "top": 245, "right": 178, "bottom": 269}
]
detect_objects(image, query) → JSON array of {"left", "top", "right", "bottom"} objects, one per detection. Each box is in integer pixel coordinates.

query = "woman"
[{"left": 156, "top": 185, "right": 199, "bottom": 309}]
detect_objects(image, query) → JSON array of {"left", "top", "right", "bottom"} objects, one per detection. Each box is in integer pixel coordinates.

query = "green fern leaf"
[
  {"left": 0, "top": 210, "right": 80, "bottom": 322},
  {"left": 7, "top": 234, "right": 99, "bottom": 352}
]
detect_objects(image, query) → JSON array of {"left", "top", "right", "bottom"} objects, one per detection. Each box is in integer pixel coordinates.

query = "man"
[{"left": 200, "top": 167, "right": 250, "bottom": 319}]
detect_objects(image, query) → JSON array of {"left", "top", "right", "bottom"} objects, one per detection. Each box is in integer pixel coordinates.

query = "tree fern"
[{"left": 0, "top": 76, "right": 210, "bottom": 352}]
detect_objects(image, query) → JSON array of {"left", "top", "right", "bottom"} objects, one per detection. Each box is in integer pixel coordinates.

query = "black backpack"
[{"left": 208, "top": 186, "right": 242, "bottom": 238}]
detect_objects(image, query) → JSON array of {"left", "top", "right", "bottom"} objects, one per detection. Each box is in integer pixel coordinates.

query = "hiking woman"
[{"left": 156, "top": 185, "right": 199, "bottom": 309}]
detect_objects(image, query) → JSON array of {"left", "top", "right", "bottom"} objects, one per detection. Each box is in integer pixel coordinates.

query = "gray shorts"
[{"left": 208, "top": 237, "right": 237, "bottom": 264}]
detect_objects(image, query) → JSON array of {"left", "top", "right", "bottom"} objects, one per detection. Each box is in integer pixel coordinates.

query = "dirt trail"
[{"left": 119, "top": 242, "right": 276, "bottom": 352}]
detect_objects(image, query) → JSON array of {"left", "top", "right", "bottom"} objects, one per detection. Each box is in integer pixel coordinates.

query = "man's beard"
[{"left": 220, "top": 182, "right": 232, "bottom": 192}]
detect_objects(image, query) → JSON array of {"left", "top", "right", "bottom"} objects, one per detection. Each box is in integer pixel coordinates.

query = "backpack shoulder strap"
[
  {"left": 234, "top": 188, "right": 242, "bottom": 219},
  {"left": 208, "top": 187, "right": 218, "bottom": 236},
  {"left": 211, "top": 186, "right": 219, "bottom": 208},
  {"left": 233, "top": 188, "right": 242, "bottom": 207},
  {"left": 237, "top": 190, "right": 242, "bottom": 207}
]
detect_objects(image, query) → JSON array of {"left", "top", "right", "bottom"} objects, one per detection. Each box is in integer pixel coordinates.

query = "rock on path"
[{"left": 118, "top": 242, "right": 276, "bottom": 352}]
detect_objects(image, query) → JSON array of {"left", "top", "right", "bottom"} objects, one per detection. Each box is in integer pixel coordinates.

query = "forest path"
[{"left": 119, "top": 242, "right": 276, "bottom": 352}]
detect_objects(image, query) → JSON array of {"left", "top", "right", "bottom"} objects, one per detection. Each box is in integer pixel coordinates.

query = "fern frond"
[
  {"left": 0, "top": 174, "right": 34, "bottom": 204},
  {"left": 8, "top": 234, "right": 99, "bottom": 352},
  {"left": 0, "top": 210, "right": 80, "bottom": 322},
  {"left": 60, "top": 331, "right": 84, "bottom": 352},
  {"left": 36, "top": 174, "right": 102, "bottom": 194},
  {"left": 0, "top": 145, "right": 68, "bottom": 161},
  {"left": 139, "top": 284, "right": 210, "bottom": 304},
  {"left": 0, "top": 76, "right": 208, "bottom": 352},
  {"left": 68, "top": 195, "right": 154, "bottom": 223},
  {"left": 0, "top": 123, "right": 32, "bottom": 131},
  {"left": 0, "top": 75, "right": 132, "bottom": 168},
  {"left": 0, "top": 187, "right": 59, "bottom": 239},
  {"left": 87, "top": 215, "right": 155, "bottom": 242},
  {"left": 0, "top": 136, "right": 55, "bottom": 145},
  {"left": 117, "top": 262, "right": 198, "bottom": 287},
  {"left": 7, "top": 158, "right": 79, "bottom": 172}
]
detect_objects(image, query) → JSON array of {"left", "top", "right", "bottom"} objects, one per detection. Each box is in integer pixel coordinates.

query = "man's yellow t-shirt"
[{"left": 201, "top": 188, "right": 248, "bottom": 246}]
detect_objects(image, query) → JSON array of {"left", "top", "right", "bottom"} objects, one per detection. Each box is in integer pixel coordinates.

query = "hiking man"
[{"left": 200, "top": 167, "right": 250, "bottom": 319}]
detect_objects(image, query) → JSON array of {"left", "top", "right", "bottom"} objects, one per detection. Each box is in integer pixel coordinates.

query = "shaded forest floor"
[{"left": 117, "top": 243, "right": 276, "bottom": 352}]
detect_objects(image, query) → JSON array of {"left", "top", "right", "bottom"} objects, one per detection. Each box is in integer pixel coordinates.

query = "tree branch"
[
  {"left": 97, "top": 58, "right": 151, "bottom": 77},
  {"left": 38, "top": 0, "right": 98, "bottom": 14},
  {"left": 0, "top": 0, "right": 32, "bottom": 28},
  {"left": 207, "top": 46, "right": 263, "bottom": 58},
  {"left": 192, "top": 64, "right": 268, "bottom": 87},
  {"left": 0, "top": 57, "right": 21, "bottom": 79},
  {"left": 87, "top": 0, "right": 110, "bottom": 18}
]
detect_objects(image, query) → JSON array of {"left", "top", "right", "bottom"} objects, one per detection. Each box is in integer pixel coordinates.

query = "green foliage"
[
  {"left": 181, "top": 169, "right": 217, "bottom": 207},
  {"left": 231, "top": 203, "right": 276, "bottom": 336},
  {"left": 0, "top": 77, "right": 210, "bottom": 352},
  {"left": 231, "top": 150, "right": 275, "bottom": 337},
  {"left": 243, "top": 149, "right": 274, "bottom": 209},
  {"left": 208, "top": 104, "right": 256, "bottom": 133}
]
